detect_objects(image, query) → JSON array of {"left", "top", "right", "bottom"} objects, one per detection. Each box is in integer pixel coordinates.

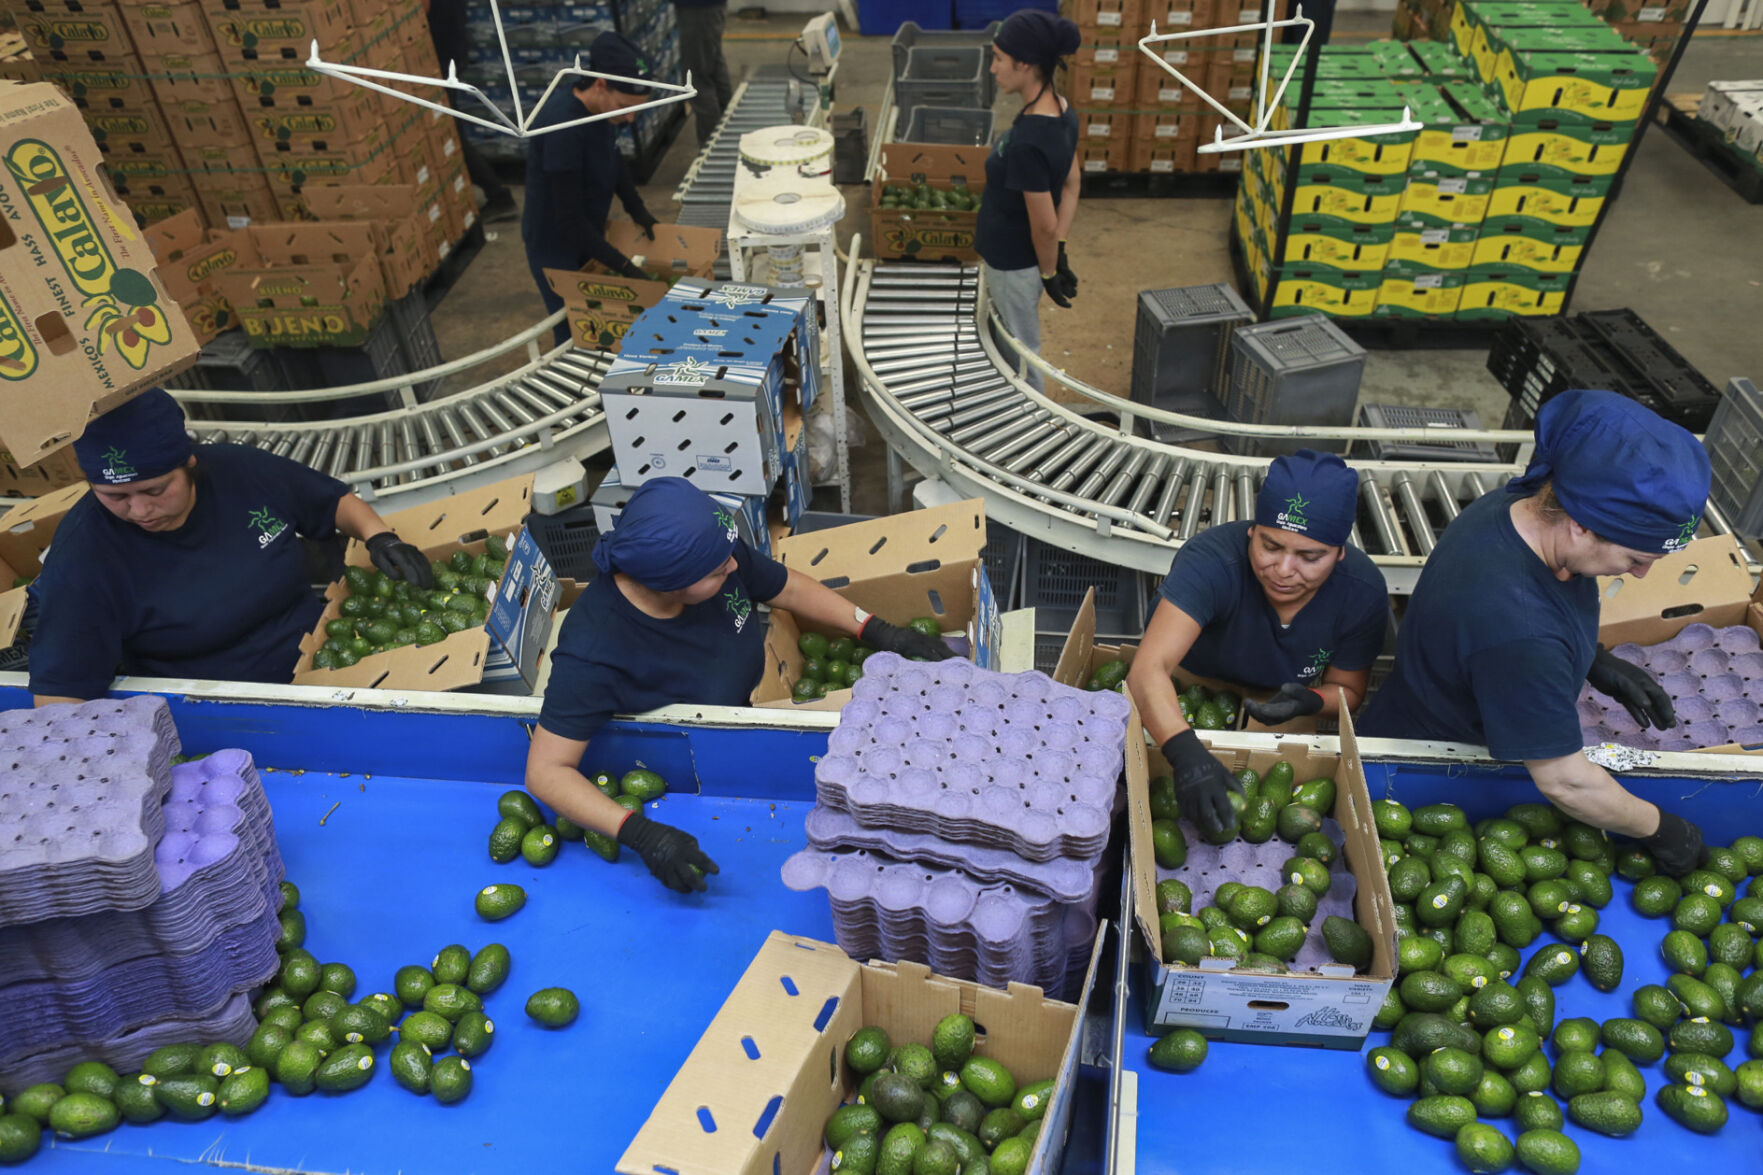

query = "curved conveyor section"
[
  {"left": 168, "top": 316, "right": 611, "bottom": 509},
  {"left": 848, "top": 259, "right": 1750, "bottom": 591}
]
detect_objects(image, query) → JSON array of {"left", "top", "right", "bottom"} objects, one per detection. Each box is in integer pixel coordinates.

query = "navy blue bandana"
[
  {"left": 72, "top": 387, "right": 191, "bottom": 485},
  {"left": 591, "top": 477, "right": 738, "bottom": 591},
  {"left": 1255, "top": 449, "right": 1358, "bottom": 547}
]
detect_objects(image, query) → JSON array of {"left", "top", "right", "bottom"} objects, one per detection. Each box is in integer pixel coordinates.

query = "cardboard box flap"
[
  {"left": 773, "top": 499, "right": 987, "bottom": 588},
  {"left": 300, "top": 184, "right": 420, "bottom": 223},
  {"left": 143, "top": 208, "right": 207, "bottom": 267},
  {"left": 0, "top": 481, "right": 86, "bottom": 575},
  {"left": 0, "top": 583, "right": 27, "bottom": 649},
  {"left": 878, "top": 143, "right": 988, "bottom": 186},
  {"left": 1596, "top": 534, "right": 1759, "bottom": 646},
  {"left": 1052, "top": 588, "right": 1100, "bottom": 688},
  {"left": 351, "top": 474, "right": 535, "bottom": 564},
  {"left": 617, "top": 932, "right": 860, "bottom": 1175}
]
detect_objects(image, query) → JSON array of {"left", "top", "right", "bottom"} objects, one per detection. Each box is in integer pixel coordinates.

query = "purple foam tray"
[
  {"left": 1157, "top": 816, "right": 1361, "bottom": 974},
  {"left": 1577, "top": 623, "right": 1763, "bottom": 751},
  {"left": 0, "top": 991, "right": 256, "bottom": 1098}
]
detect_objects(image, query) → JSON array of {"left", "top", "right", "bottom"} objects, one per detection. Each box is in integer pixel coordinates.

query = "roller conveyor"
[
  {"left": 848, "top": 261, "right": 1755, "bottom": 592},
  {"left": 673, "top": 81, "right": 796, "bottom": 280}
]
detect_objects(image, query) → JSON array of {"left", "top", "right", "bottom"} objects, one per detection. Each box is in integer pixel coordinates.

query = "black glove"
[
  {"left": 860, "top": 616, "right": 956, "bottom": 662},
  {"left": 1642, "top": 809, "right": 1706, "bottom": 878},
  {"left": 616, "top": 257, "right": 650, "bottom": 280},
  {"left": 1055, "top": 241, "right": 1078, "bottom": 300},
  {"left": 632, "top": 209, "right": 657, "bottom": 240},
  {"left": 1160, "top": 729, "right": 1241, "bottom": 838},
  {"left": 1040, "top": 272, "right": 1072, "bottom": 309},
  {"left": 618, "top": 810, "right": 718, "bottom": 894},
  {"left": 1586, "top": 647, "right": 1675, "bottom": 730},
  {"left": 1243, "top": 682, "right": 1326, "bottom": 726},
  {"left": 366, "top": 532, "right": 435, "bottom": 589}
]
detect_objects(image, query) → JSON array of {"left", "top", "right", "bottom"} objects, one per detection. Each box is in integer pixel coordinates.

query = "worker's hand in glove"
[
  {"left": 618, "top": 810, "right": 718, "bottom": 893},
  {"left": 1161, "top": 729, "right": 1241, "bottom": 837},
  {"left": 616, "top": 257, "right": 651, "bottom": 281},
  {"left": 1642, "top": 809, "right": 1706, "bottom": 877},
  {"left": 632, "top": 209, "right": 658, "bottom": 241},
  {"left": 1587, "top": 646, "right": 1675, "bottom": 729},
  {"left": 1242, "top": 682, "right": 1326, "bottom": 726},
  {"left": 1055, "top": 241, "right": 1079, "bottom": 300},
  {"left": 366, "top": 532, "right": 435, "bottom": 590},
  {"left": 860, "top": 616, "right": 956, "bottom": 662},
  {"left": 1041, "top": 272, "right": 1072, "bottom": 309}
]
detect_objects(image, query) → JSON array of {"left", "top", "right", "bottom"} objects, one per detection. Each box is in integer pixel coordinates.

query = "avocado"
[
  {"left": 1412, "top": 804, "right": 1469, "bottom": 837},
  {"left": 453, "top": 1012, "right": 495, "bottom": 1059},
  {"left": 1468, "top": 980, "right": 1524, "bottom": 1030},
  {"left": 959, "top": 1057, "right": 1016, "bottom": 1108},
  {"left": 1148, "top": 776, "right": 1181, "bottom": 823},
  {"left": 583, "top": 828, "right": 620, "bottom": 861},
  {"left": 330, "top": 1003, "right": 391, "bottom": 1046},
  {"left": 1455, "top": 1123, "right": 1513, "bottom": 1174},
  {"left": 932, "top": 1015, "right": 975, "bottom": 1071},
  {"left": 1415, "top": 877, "right": 1468, "bottom": 928},
  {"left": 389, "top": 1039, "right": 433, "bottom": 1094},
  {"left": 487, "top": 816, "right": 527, "bottom": 863},
  {"left": 46, "top": 1091, "right": 119, "bottom": 1140},
  {"left": 1567, "top": 1090, "right": 1641, "bottom": 1136},
  {"left": 1513, "top": 1091, "right": 1564, "bottom": 1132},
  {"left": 832, "top": 1132, "right": 880, "bottom": 1174},
  {"left": 896, "top": 1044, "right": 939, "bottom": 1090},
  {"left": 1225, "top": 886, "right": 1277, "bottom": 931},
  {"left": 1367, "top": 1046, "right": 1419, "bottom": 1096},
  {"left": 524, "top": 987, "right": 579, "bottom": 1028},
  {"left": 1151, "top": 819, "right": 1188, "bottom": 869},
  {"left": 1424, "top": 1046, "right": 1483, "bottom": 1096},
  {"left": 870, "top": 1073, "right": 926, "bottom": 1124},
  {"left": 828, "top": 1102, "right": 884, "bottom": 1149},
  {"left": 274, "top": 908, "right": 306, "bottom": 952},
  {"left": 1321, "top": 915, "right": 1373, "bottom": 969},
  {"left": 246, "top": 1024, "right": 292, "bottom": 1071},
  {"left": 1575, "top": 934, "right": 1621, "bottom": 993},
  {"left": 476, "top": 883, "right": 526, "bottom": 921},
  {"left": 111, "top": 1077, "right": 163, "bottom": 1124},
  {"left": 312, "top": 1044, "right": 375, "bottom": 1094},
  {"left": 496, "top": 789, "right": 544, "bottom": 828},
  {"left": 1399, "top": 971, "right": 1462, "bottom": 1013},
  {"left": 1508, "top": 1052, "right": 1554, "bottom": 1096},
  {"left": 425, "top": 984, "right": 483, "bottom": 1022},
  {"left": 0, "top": 1114, "right": 41, "bottom": 1164},
  {"left": 1658, "top": 1082, "right": 1728, "bottom": 1133},
  {"left": 1155, "top": 878, "right": 1194, "bottom": 916},
  {"left": 1276, "top": 804, "right": 1323, "bottom": 844},
  {"left": 1513, "top": 1128, "right": 1579, "bottom": 1175},
  {"left": 1285, "top": 856, "right": 1332, "bottom": 897},
  {"left": 1661, "top": 929, "right": 1709, "bottom": 977},
  {"left": 1664, "top": 1051, "right": 1738, "bottom": 1096},
  {"left": 153, "top": 1074, "right": 219, "bottom": 1120},
  {"left": 1482, "top": 1022, "right": 1541, "bottom": 1073},
  {"left": 303, "top": 990, "right": 348, "bottom": 1025},
  {"left": 1240, "top": 794, "right": 1278, "bottom": 844},
  {"left": 1707, "top": 924, "right": 1754, "bottom": 970},
  {"left": 1373, "top": 799, "right": 1413, "bottom": 840},
  {"left": 847, "top": 1027, "right": 891, "bottom": 1076},
  {"left": 1407, "top": 1094, "right": 1476, "bottom": 1138},
  {"left": 293, "top": 1018, "right": 338, "bottom": 1055},
  {"left": 1275, "top": 883, "right": 1318, "bottom": 924},
  {"left": 878, "top": 1122, "right": 925, "bottom": 1175},
  {"left": 1523, "top": 945, "right": 1580, "bottom": 986},
  {"left": 1391, "top": 1012, "right": 1479, "bottom": 1059},
  {"left": 1490, "top": 891, "right": 1542, "bottom": 948},
  {"left": 216, "top": 1066, "right": 269, "bottom": 1116},
  {"left": 976, "top": 1106, "right": 1024, "bottom": 1149},
  {"left": 395, "top": 963, "right": 436, "bottom": 1006},
  {"left": 277, "top": 949, "right": 322, "bottom": 999},
  {"left": 1397, "top": 934, "right": 1445, "bottom": 976},
  {"left": 1146, "top": 1028, "right": 1208, "bottom": 1073},
  {"left": 430, "top": 1056, "right": 472, "bottom": 1104},
  {"left": 622, "top": 769, "right": 668, "bottom": 802},
  {"left": 1601, "top": 1050, "right": 1647, "bottom": 1103},
  {"left": 399, "top": 1010, "right": 454, "bottom": 1051},
  {"left": 1667, "top": 977, "right": 1727, "bottom": 1024}
]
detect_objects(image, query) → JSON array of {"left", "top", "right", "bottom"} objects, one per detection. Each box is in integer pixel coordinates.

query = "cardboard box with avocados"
[
  {"left": 0, "top": 481, "right": 89, "bottom": 668},
  {"left": 543, "top": 220, "right": 723, "bottom": 351},
  {"left": 0, "top": 82, "right": 201, "bottom": 473},
  {"left": 618, "top": 930, "right": 1097, "bottom": 1175},
  {"left": 1054, "top": 593, "right": 1398, "bottom": 1045},
  {"left": 872, "top": 143, "right": 986, "bottom": 263},
  {"left": 750, "top": 500, "right": 1002, "bottom": 712},
  {"left": 1595, "top": 533, "right": 1763, "bottom": 755},
  {"left": 292, "top": 474, "right": 570, "bottom": 694}
]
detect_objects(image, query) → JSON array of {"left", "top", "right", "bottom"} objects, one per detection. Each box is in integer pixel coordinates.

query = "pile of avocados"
[
  {"left": 0, "top": 879, "right": 581, "bottom": 1164},
  {"left": 1360, "top": 800, "right": 1763, "bottom": 1172},
  {"left": 877, "top": 182, "right": 981, "bottom": 213},
  {"left": 311, "top": 536, "right": 509, "bottom": 669},
  {"left": 791, "top": 618, "right": 945, "bottom": 701},
  {"left": 487, "top": 775, "right": 668, "bottom": 871},
  {"left": 826, "top": 1013, "right": 1054, "bottom": 1175}
]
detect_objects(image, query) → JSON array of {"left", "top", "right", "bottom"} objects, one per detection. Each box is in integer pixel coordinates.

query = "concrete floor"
[{"left": 427, "top": 15, "right": 1763, "bottom": 516}]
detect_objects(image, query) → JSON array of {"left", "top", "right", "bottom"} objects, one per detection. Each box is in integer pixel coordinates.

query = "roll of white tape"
[
  {"left": 734, "top": 174, "right": 846, "bottom": 235},
  {"left": 739, "top": 125, "right": 834, "bottom": 169}
]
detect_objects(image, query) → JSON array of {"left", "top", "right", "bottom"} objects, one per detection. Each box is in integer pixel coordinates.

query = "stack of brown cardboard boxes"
[
  {"left": 1065, "top": 0, "right": 1286, "bottom": 177},
  {"left": 2, "top": 0, "right": 476, "bottom": 256}
]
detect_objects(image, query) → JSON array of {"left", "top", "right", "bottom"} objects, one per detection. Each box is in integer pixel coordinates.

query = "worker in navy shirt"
[
  {"left": 1128, "top": 451, "right": 1389, "bottom": 834},
  {"left": 523, "top": 31, "right": 662, "bottom": 347},
  {"left": 1359, "top": 390, "right": 1710, "bottom": 876},
  {"left": 524, "top": 478, "right": 954, "bottom": 893},
  {"left": 28, "top": 389, "right": 433, "bottom": 704},
  {"left": 973, "top": 10, "right": 1083, "bottom": 393}
]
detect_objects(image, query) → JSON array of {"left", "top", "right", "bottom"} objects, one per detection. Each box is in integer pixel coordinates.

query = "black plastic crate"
[
  {"left": 522, "top": 504, "right": 600, "bottom": 582},
  {"left": 1021, "top": 536, "right": 1147, "bottom": 635},
  {"left": 1578, "top": 309, "right": 1722, "bottom": 429},
  {"left": 1703, "top": 377, "right": 1763, "bottom": 539},
  {"left": 1355, "top": 403, "right": 1499, "bottom": 463}
]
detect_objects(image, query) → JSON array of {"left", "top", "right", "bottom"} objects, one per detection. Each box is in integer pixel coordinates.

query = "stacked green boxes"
[{"left": 1238, "top": 29, "right": 1651, "bottom": 323}]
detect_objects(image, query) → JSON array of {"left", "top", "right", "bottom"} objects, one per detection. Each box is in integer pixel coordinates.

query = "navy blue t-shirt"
[
  {"left": 29, "top": 444, "right": 347, "bottom": 698},
  {"left": 1157, "top": 521, "right": 1390, "bottom": 690},
  {"left": 1357, "top": 492, "right": 1597, "bottom": 761},
  {"left": 974, "top": 105, "right": 1079, "bottom": 272},
  {"left": 521, "top": 87, "right": 621, "bottom": 265},
  {"left": 537, "top": 540, "right": 790, "bottom": 742}
]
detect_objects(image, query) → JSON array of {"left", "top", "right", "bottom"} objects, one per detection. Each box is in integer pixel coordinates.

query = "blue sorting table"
[{"left": 1121, "top": 756, "right": 1763, "bottom": 1173}]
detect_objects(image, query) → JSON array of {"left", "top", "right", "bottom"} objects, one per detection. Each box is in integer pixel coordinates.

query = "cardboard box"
[
  {"left": 0, "top": 480, "right": 86, "bottom": 576},
  {"left": 750, "top": 499, "right": 1002, "bottom": 712},
  {"left": 214, "top": 222, "right": 387, "bottom": 348},
  {"left": 1469, "top": 216, "right": 1590, "bottom": 272},
  {"left": 1063, "top": 0, "right": 1145, "bottom": 29},
  {"left": 120, "top": 1, "right": 215, "bottom": 56},
  {"left": 1278, "top": 216, "right": 1395, "bottom": 270},
  {"left": 1135, "top": 64, "right": 1201, "bottom": 110},
  {"left": 159, "top": 91, "right": 253, "bottom": 147},
  {"left": 1496, "top": 46, "right": 1657, "bottom": 122},
  {"left": 1595, "top": 533, "right": 1763, "bottom": 754},
  {"left": 0, "top": 447, "right": 84, "bottom": 497},
  {"left": 86, "top": 104, "right": 177, "bottom": 160},
  {"left": 618, "top": 931, "right": 1094, "bottom": 1175},
  {"left": 1069, "top": 58, "right": 1139, "bottom": 107},
  {"left": 1290, "top": 170, "right": 1404, "bottom": 224},
  {"left": 1076, "top": 108, "right": 1130, "bottom": 140},
  {"left": 243, "top": 86, "right": 387, "bottom": 151},
  {"left": 1504, "top": 114, "right": 1634, "bottom": 175},
  {"left": 1150, "top": 0, "right": 1219, "bottom": 25},
  {"left": 191, "top": 174, "right": 281, "bottom": 231},
  {"left": 1389, "top": 213, "right": 1481, "bottom": 270},
  {"left": 1455, "top": 268, "right": 1571, "bottom": 318},
  {"left": 1130, "top": 136, "right": 1199, "bottom": 173},
  {"left": 1486, "top": 168, "right": 1611, "bottom": 225},
  {"left": 542, "top": 220, "right": 723, "bottom": 351},
  {"left": 41, "top": 62, "right": 158, "bottom": 114},
  {"left": 293, "top": 474, "right": 569, "bottom": 694},
  {"left": 143, "top": 208, "right": 248, "bottom": 343},
  {"left": 301, "top": 184, "right": 437, "bottom": 299},
  {"left": 0, "top": 82, "right": 200, "bottom": 469},
  {"left": 1075, "top": 37, "right": 1135, "bottom": 68},
  {"left": 1268, "top": 266, "right": 1382, "bottom": 318},
  {"left": 208, "top": 0, "right": 356, "bottom": 71},
  {"left": 1375, "top": 264, "right": 1466, "bottom": 318},
  {"left": 15, "top": 1, "right": 137, "bottom": 67},
  {"left": 871, "top": 143, "right": 985, "bottom": 263},
  {"left": 1079, "top": 140, "right": 1132, "bottom": 173},
  {"left": 1135, "top": 109, "right": 1201, "bottom": 141},
  {"left": 145, "top": 51, "right": 239, "bottom": 112}
]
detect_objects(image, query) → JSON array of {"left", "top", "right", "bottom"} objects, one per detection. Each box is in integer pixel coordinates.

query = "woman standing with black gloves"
[{"left": 973, "top": 10, "right": 1084, "bottom": 393}]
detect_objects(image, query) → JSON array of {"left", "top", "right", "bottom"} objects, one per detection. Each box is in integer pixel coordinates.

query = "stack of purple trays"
[
  {"left": 1577, "top": 623, "right": 1763, "bottom": 752},
  {"left": 784, "top": 653, "right": 1129, "bottom": 999},
  {"left": 0, "top": 700, "right": 284, "bottom": 1093}
]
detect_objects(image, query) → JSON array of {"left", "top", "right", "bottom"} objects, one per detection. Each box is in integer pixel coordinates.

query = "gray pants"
[
  {"left": 983, "top": 262, "right": 1045, "bottom": 393},
  {"left": 675, "top": 5, "right": 734, "bottom": 143}
]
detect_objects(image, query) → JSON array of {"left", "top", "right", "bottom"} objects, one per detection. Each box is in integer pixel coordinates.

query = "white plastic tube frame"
[
  {"left": 305, "top": 0, "right": 695, "bottom": 139},
  {"left": 1137, "top": 8, "right": 1419, "bottom": 154}
]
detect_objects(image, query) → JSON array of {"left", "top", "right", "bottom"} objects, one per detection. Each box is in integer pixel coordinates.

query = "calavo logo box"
[{"left": 0, "top": 83, "right": 198, "bottom": 467}]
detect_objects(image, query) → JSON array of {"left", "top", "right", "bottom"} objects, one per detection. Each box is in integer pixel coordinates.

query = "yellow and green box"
[
  {"left": 1467, "top": 9, "right": 1606, "bottom": 82},
  {"left": 1457, "top": 267, "right": 1573, "bottom": 318},
  {"left": 1496, "top": 43, "right": 1657, "bottom": 122},
  {"left": 1291, "top": 169, "right": 1405, "bottom": 224},
  {"left": 1488, "top": 166, "right": 1613, "bottom": 224},
  {"left": 1376, "top": 262, "right": 1467, "bottom": 318},
  {"left": 1368, "top": 40, "right": 1426, "bottom": 83},
  {"left": 1408, "top": 40, "right": 1476, "bottom": 82},
  {"left": 1410, "top": 83, "right": 1511, "bottom": 173},
  {"left": 1503, "top": 112, "right": 1635, "bottom": 176},
  {"left": 1278, "top": 215, "right": 1396, "bottom": 270},
  {"left": 1290, "top": 108, "right": 1417, "bottom": 177},
  {"left": 1470, "top": 216, "right": 1592, "bottom": 272},
  {"left": 1391, "top": 210, "right": 1482, "bottom": 269},
  {"left": 1450, "top": 1, "right": 1598, "bottom": 68},
  {"left": 1401, "top": 170, "right": 1495, "bottom": 225},
  {"left": 1268, "top": 265, "right": 1383, "bottom": 318}
]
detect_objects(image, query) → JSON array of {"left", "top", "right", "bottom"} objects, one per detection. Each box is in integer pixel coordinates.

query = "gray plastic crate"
[
  {"left": 1021, "top": 536, "right": 1148, "bottom": 635},
  {"left": 1223, "top": 317, "right": 1367, "bottom": 458},
  {"left": 895, "top": 40, "right": 990, "bottom": 116},
  {"left": 1703, "top": 376, "right": 1763, "bottom": 539},
  {"left": 1353, "top": 403, "right": 1498, "bottom": 463},
  {"left": 523, "top": 503, "right": 601, "bottom": 582},
  {"left": 1131, "top": 284, "right": 1255, "bottom": 445},
  {"left": 892, "top": 21, "right": 1000, "bottom": 106},
  {"left": 898, "top": 104, "right": 994, "bottom": 146}
]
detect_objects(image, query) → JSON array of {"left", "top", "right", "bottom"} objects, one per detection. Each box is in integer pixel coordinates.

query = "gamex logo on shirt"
[
  {"left": 723, "top": 588, "right": 751, "bottom": 634},
  {"left": 1277, "top": 493, "right": 1309, "bottom": 533},
  {"left": 100, "top": 445, "right": 135, "bottom": 483},
  {"left": 1299, "top": 648, "right": 1331, "bottom": 680},
  {"left": 247, "top": 506, "right": 289, "bottom": 549}
]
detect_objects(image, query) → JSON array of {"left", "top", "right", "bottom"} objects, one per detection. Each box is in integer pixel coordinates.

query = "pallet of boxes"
[
  {"left": 3, "top": 0, "right": 480, "bottom": 380},
  {"left": 1234, "top": 9, "right": 1656, "bottom": 322}
]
